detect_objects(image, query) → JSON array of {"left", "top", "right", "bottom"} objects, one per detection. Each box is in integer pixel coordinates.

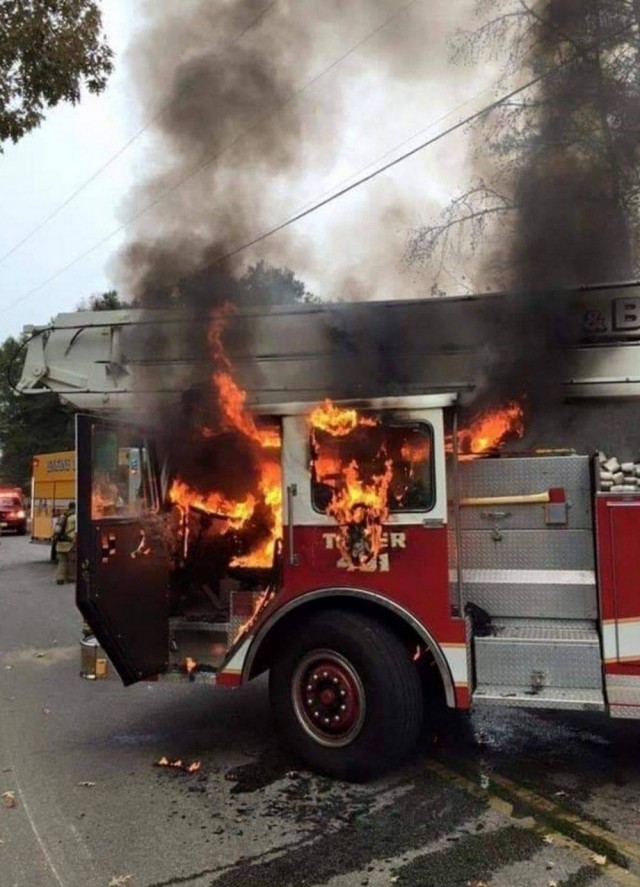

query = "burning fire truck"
[{"left": 14, "top": 283, "right": 640, "bottom": 778}]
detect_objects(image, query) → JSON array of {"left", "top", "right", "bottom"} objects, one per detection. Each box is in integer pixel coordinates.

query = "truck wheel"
[{"left": 269, "top": 609, "right": 423, "bottom": 780}]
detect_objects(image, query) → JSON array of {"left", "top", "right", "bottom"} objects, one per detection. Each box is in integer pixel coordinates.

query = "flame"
[
  {"left": 401, "top": 440, "right": 430, "bottom": 463},
  {"left": 184, "top": 657, "right": 197, "bottom": 675},
  {"left": 169, "top": 481, "right": 257, "bottom": 525},
  {"left": 233, "top": 589, "right": 270, "bottom": 643},
  {"left": 230, "top": 458, "right": 282, "bottom": 568},
  {"left": 328, "top": 459, "right": 393, "bottom": 568},
  {"left": 155, "top": 757, "right": 201, "bottom": 773},
  {"left": 309, "top": 399, "right": 378, "bottom": 437},
  {"left": 458, "top": 402, "right": 524, "bottom": 456},
  {"left": 328, "top": 459, "right": 393, "bottom": 525},
  {"left": 310, "top": 402, "right": 398, "bottom": 571},
  {"left": 167, "top": 309, "right": 283, "bottom": 570}
]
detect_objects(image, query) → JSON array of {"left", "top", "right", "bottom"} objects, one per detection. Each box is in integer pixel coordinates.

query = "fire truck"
[{"left": 14, "top": 282, "right": 640, "bottom": 779}]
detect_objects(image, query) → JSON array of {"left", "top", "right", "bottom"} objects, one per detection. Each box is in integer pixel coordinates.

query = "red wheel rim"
[{"left": 292, "top": 650, "right": 366, "bottom": 748}]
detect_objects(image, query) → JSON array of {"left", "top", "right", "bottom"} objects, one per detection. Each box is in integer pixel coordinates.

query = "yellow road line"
[
  {"left": 426, "top": 760, "right": 640, "bottom": 887},
  {"left": 487, "top": 769, "right": 640, "bottom": 866}
]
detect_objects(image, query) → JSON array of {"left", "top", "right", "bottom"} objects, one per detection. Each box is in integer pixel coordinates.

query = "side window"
[
  {"left": 311, "top": 422, "right": 434, "bottom": 514},
  {"left": 91, "top": 427, "right": 157, "bottom": 519}
]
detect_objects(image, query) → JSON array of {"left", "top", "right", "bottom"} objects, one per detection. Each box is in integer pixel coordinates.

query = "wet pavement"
[{"left": 1, "top": 535, "right": 639, "bottom": 887}]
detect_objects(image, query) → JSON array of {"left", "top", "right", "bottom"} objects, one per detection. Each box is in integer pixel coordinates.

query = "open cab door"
[{"left": 76, "top": 414, "right": 170, "bottom": 685}]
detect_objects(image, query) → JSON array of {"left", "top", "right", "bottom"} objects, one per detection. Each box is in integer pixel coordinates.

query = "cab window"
[
  {"left": 311, "top": 422, "right": 434, "bottom": 514},
  {"left": 91, "top": 427, "right": 157, "bottom": 519}
]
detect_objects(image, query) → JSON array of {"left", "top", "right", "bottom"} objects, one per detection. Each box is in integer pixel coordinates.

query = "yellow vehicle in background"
[{"left": 31, "top": 451, "right": 76, "bottom": 541}]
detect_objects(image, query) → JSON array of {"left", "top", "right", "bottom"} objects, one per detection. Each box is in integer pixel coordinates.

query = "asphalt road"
[{"left": 1, "top": 535, "right": 640, "bottom": 887}]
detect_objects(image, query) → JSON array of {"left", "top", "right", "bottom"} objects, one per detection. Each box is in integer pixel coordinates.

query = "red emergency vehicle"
[{"left": 16, "top": 284, "right": 640, "bottom": 778}]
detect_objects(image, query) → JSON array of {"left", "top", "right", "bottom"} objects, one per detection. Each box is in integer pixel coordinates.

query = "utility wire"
[
  {"left": 188, "top": 18, "right": 636, "bottom": 275},
  {"left": 244, "top": 79, "right": 501, "bottom": 245},
  {"left": 0, "top": 0, "right": 278, "bottom": 267},
  {"left": 0, "top": 0, "right": 421, "bottom": 317},
  {"left": 1, "top": 17, "right": 631, "bottom": 320}
]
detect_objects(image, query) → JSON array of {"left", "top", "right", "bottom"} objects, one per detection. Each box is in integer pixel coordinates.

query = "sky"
[
  {"left": 0, "top": 2, "right": 143, "bottom": 342},
  {"left": 0, "top": 0, "right": 498, "bottom": 343}
]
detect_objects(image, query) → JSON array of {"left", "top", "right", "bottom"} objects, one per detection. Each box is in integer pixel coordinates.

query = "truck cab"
[{"left": 76, "top": 395, "right": 458, "bottom": 779}]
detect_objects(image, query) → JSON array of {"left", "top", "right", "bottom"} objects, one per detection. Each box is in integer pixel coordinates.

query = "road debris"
[
  {"left": 108, "top": 876, "right": 133, "bottom": 886},
  {"left": 2, "top": 791, "right": 16, "bottom": 809},
  {"left": 154, "top": 757, "right": 201, "bottom": 773},
  {"left": 592, "top": 853, "right": 607, "bottom": 866},
  {"left": 78, "top": 781, "right": 96, "bottom": 787}
]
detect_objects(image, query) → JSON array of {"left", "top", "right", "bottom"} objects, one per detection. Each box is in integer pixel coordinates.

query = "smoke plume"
[
  {"left": 113, "top": 0, "right": 477, "bottom": 516},
  {"left": 469, "top": 0, "right": 638, "bottom": 419}
]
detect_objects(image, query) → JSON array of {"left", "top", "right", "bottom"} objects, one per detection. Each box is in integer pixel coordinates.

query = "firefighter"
[{"left": 54, "top": 501, "right": 77, "bottom": 585}]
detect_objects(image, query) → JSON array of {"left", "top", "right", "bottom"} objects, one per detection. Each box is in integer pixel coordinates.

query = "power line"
[
  {"left": 250, "top": 80, "right": 501, "bottom": 241},
  {"left": 1, "top": 17, "right": 631, "bottom": 320},
  {"left": 189, "top": 19, "right": 636, "bottom": 276},
  {"left": 0, "top": 0, "right": 278, "bottom": 267},
  {"left": 0, "top": 0, "right": 421, "bottom": 317},
  {"left": 192, "top": 73, "right": 594, "bottom": 265}
]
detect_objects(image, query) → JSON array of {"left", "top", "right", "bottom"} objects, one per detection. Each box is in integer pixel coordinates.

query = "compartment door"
[
  {"left": 76, "top": 414, "right": 170, "bottom": 685},
  {"left": 602, "top": 501, "right": 640, "bottom": 666}
]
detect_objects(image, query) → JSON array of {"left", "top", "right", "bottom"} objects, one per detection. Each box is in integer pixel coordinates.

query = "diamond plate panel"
[
  {"left": 489, "top": 618, "right": 597, "bottom": 640},
  {"left": 473, "top": 686, "right": 605, "bottom": 710},
  {"left": 463, "top": 583, "right": 597, "bottom": 619},
  {"left": 460, "top": 529, "right": 595, "bottom": 570},
  {"left": 610, "top": 705, "right": 640, "bottom": 719},
  {"left": 452, "top": 455, "right": 592, "bottom": 530},
  {"left": 474, "top": 636, "right": 602, "bottom": 688}
]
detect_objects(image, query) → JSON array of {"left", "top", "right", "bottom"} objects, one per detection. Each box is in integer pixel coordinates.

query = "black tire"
[
  {"left": 17, "top": 524, "right": 27, "bottom": 536},
  {"left": 269, "top": 609, "right": 423, "bottom": 780}
]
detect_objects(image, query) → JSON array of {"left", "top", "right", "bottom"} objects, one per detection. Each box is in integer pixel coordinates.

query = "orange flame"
[
  {"left": 328, "top": 459, "right": 393, "bottom": 526},
  {"left": 155, "top": 757, "right": 201, "bottom": 773},
  {"left": 233, "top": 589, "right": 270, "bottom": 644},
  {"left": 310, "top": 401, "right": 395, "bottom": 571},
  {"left": 330, "top": 459, "right": 393, "bottom": 569},
  {"left": 169, "top": 481, "right": 256, "bottom": 524},
  {"left": 458, "top": 402, "right": 524, "bottom": 456},
  {"left": 309, "top": 400, "right": 378, "bottom": 437},
  {"left": 168, "top": 309, "right": 283, "bottom": 570}
]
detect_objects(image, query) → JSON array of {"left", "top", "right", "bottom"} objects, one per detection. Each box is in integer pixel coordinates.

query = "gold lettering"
[{"left": 390, "top": 532, "right": 406, "bottom": 549}]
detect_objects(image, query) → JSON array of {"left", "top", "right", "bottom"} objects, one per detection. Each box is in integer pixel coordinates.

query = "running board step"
[
  {"left": 474, "top": 619, "right": 603, "bottom": 690},
  {"left": 472, "top": 685, "right": 605, "bottom": 711}
]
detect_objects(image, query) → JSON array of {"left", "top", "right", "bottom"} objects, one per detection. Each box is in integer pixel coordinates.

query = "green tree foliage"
[
  {"left": 409, "top": 0, "right": 640, "bottom": 292},
  {"left": 0, "top": 0, "right": 112, "bottom": 148},
  {"left": 77, "top": 289, "right": 135, "bottom": 311},
  {"left": 237, "top": 261, "right": 318, "bottom": 306},
  {"left": 0, "top": 337, "right": 73, "bottom": 490},
  {"left": 0, "top": 289, "right": 126, "bottom": 489},
  {"left": 165, "top": 260, "right": 317, "bottom": 308}
]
